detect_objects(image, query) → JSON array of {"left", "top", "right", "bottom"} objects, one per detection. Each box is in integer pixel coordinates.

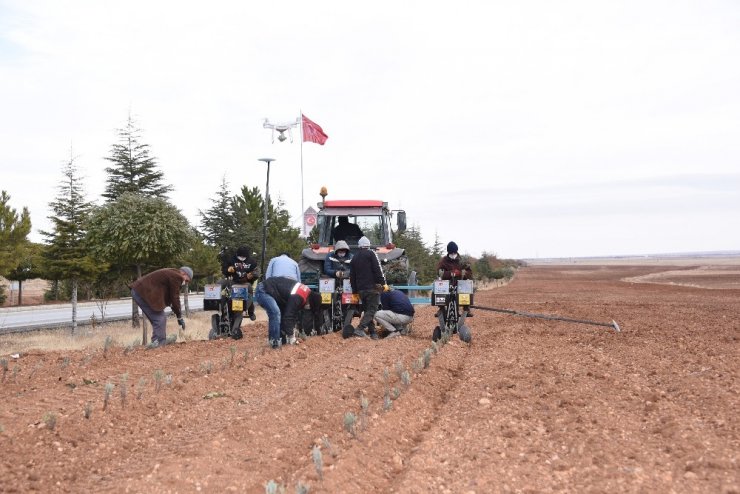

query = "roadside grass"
[{"left": 0, "top": 312, "right": 220, "bottom": 355}]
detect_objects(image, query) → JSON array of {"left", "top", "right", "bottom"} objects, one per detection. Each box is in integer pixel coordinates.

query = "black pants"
[{"left": 357, "top": 289, "right": 380, "bottom": 332}]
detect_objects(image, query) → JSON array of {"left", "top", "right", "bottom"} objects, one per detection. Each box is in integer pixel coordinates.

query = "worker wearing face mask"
[
  {"left": 223, "top": 245, "right": 260, "bottom": 321},
  {"left": 437, "top": 241, "right": 473, "bottom": 280},
  {"left": 324, "top": 240, "right": 353, "bottom": 279}
]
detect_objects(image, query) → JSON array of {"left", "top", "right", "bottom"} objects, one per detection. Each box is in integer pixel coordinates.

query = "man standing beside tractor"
[{"left": 347, "top": 236, "right": 386, "bottom": 340}]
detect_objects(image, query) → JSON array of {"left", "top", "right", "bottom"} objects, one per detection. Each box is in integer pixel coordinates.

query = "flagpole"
[{"left": 299, "top": 109, "right": 305, "bottom": 235}]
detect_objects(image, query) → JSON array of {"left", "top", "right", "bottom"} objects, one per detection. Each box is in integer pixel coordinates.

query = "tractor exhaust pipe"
[{"left": 470, "top": 305, "right": 621, "bottom": 333}]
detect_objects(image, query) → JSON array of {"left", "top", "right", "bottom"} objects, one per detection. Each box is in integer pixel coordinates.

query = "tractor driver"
[{"left": 332, "top": 216, "right": 364, "bottom": 243}]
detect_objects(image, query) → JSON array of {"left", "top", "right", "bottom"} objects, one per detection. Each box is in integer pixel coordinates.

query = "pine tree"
[
  {"left": 198, "top": 176, "right": 239, "bottom": 248},
  {"left": 0, "top": 191, "right": 32, "bottom": 274},
  {"left": 42, "top": 153, "right": 104, "bottom": 332},
  {"left": 0, "top": 191, "right": 32, "bottom": 305},
  {"left": 86, "top": 192, "right": 192, "bottom": 339},
  {"left": 102, "top": 113, "right": 172, "bottom": 200}
]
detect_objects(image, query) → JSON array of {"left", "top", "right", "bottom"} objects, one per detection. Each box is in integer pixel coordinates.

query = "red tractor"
[{"left": 299, "top": 194, "right": 409, "bottom": 286}]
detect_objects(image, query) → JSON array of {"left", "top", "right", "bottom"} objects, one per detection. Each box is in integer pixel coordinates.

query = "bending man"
[{"left": 131, "top": 266, "right": 193, "bottom": 346}]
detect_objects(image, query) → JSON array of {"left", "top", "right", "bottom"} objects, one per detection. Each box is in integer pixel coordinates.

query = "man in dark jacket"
[
  {"left": 254, "top": 276, "right": 323, "bottom": 348},
  {"left": 437, "top": 241, "right": 474, "bottom": 317},
  {"left": 376, "top": 288, "right": 415, "bottom": 337},
  {"left": 332, "top": 216, "right": 363, "bottom": 243},
  {"left": 437, "top": 241, "right": 473, "bottom": 280},
  {"left": 222, "top": 245, "right": 260, "bottom": 320},
  {"left": 348, "top": 236, "right": 385, "bottom": 339},
  {"left": 131, "top": 266, "right": 192, "bottom": 345}
]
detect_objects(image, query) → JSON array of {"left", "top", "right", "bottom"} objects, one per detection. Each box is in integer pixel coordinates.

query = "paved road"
[{"left": 0, "top": 294, "right": 204, "bottom": 333}]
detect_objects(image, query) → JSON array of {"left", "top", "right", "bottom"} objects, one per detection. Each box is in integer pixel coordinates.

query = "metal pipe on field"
[{"left": 470, "top": 305, "right": 621, "bottom": 332}]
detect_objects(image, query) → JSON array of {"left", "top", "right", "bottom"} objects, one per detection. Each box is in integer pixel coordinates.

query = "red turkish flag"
[{"left": 302, "top": 114, "right": 328, "bottom": 145}]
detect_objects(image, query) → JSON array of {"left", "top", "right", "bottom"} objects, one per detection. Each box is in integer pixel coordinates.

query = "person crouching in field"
[
  {"left": 375, "top": 288, "right": 415, "bottom": 337},
  {"left": 254, "top": 276, "right": 323, "bottom": 349},
  {"left": 131, "top": 266, "right": 193, "bottom": 346}
]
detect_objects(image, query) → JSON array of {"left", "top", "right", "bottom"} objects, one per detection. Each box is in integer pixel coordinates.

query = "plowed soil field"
[{"left": 1, "top": 264, "right": 738, "bottom": 493}]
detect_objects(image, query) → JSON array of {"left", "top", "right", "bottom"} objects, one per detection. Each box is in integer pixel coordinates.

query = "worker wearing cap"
[{"left": 130, "top": 266, "right": 193, "bottom": 346}]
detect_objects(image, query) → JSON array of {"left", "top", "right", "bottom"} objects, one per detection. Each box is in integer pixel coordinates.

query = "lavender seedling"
[
  {"left": 265, "top": 480, "right": 284, "bottom": 494},
  {"left": 412, "top": 357, "right": 423, "bottom": 373},
  {"left": 296, "top": 481, "right": 310, "bottom": 494},
  {"left": 28, "top": 362, "right": 41, "bottom": 380},
  {"left": 423, "top": 348, "right": 432, "bottom": 369},
  {"left": 61, "top": 356, "right": 70, "bottom": 368},
  {"left": 401, "top": 371, "right": 411, "bottom": 387},
  {"left": 119, "top": 373, "right": 128, "bottom": 407},
  {"left": 321, "top": 437, "right": 338, "bottom": 458},
  {"left": 136, "top": 377, "right": 147, "bottom": 400},
  {"left": 1, "top": 359, "right": 7, "bottom": 382},
  {"left": 242, "top": 350, "right": 249, "bottom": 363},
  {"left": 229, "top": 346, "right": 236, "bottom": 367},
  {"left": 312, "top": 445, "right": 323, "bottom": 480},
  {"left": 103, "top": 336, "right": 113, "bottom": 358},
  {"left": 391, "top": 387, "right": 401, "bottom": 400},
  {"left": 359, "top": 395, "right": 370, "bottom": 430},
  {"left": 343, "top": 412, "right": 357, "bottom": 438},
  {"left": 153, "top": 369, "right": 164, "bottom": 393},
  {"left": 103, "top": 382, "right": 114, "bottom": 410},
  {"left": 83, "top": 402, "right": 92, "bottom": 419},
  {"left": 42, "top": 412, "right": 57, "bottom": 430},
  {"left": 383, "top": 393, "right": 392, "bottom": 411},
  {"left": 201, "top": 361, "right": 213, "bottom": 374},
  {"left": 395, "top": 360, "right": 404, "bottom": 380}
]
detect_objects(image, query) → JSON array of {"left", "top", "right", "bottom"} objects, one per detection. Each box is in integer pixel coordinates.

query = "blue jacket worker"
[
  {"left": 376, "top": 289, "right": 415, "bottom": 337},
  {"left": 265, "top": 252, "right": 301, "bottom": 281},
  {"left": 254, "top": 276, "right": 322, "bottom": 349}
]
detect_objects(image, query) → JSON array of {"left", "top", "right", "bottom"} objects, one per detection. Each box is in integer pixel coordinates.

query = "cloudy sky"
[{"left": 1, "top": 1, "right": 738, "bottom": 259}]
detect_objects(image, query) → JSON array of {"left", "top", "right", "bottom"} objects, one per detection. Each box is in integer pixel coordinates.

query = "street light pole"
[{"left": 258, "top": 158, "right": 275, "bottom": 276}]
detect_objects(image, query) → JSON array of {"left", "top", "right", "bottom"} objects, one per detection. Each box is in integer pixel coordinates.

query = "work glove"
[
  {"left": 451, "top": 269, "right": 461, "bottom": 278},
  {"left": 177, "top": 318, "right": 186, "bottom": 330},
  {"left": 383, "top": 284, "right": 391, "bottom": 292},
  {"left": 227, "top": 266, "right": 235, "bottom": 273},
  {"left": 336, "top": 271, "right": 345, "bottom": 279}
]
